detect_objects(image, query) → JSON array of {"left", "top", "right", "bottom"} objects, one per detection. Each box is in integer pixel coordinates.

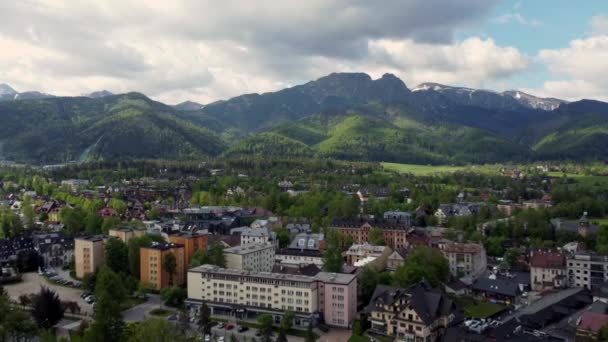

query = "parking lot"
[{"left": 3, "top": 272, "right": 94, "bottom": 315}]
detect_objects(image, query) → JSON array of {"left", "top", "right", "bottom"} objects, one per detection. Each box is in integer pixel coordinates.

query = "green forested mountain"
[
  {"left": 0, "top": 73, "right": 607, "bottom": 164},
  {"left": 0, "top": 93, "right": 225, "bottom": 164}
]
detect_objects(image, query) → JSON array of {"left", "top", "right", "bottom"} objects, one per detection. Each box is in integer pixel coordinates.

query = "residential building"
[
  {"left": 551, "top": 212, "right": 599, "bottom": 238},
  {"left": 577, "top": 311, "right": 608, "bottom": 340},
  {"left": 365, "top": 283, "right": 458, "bottom": 342},
  {"left": 315, "top": 272, "right": 358, "bottom": 328},
  {"left": 434, "top": 203, "right": 484, "bottom": 225},
  {"left": 230, "top": 226, "right": 277, "bottom": 247},
  {"left": 386, "top": 250, "right": 406, "bottom": 271},
  {"left": 168, "top": 231, "right": 208, "bottom": 274},
  {"left": 530, "top": 250, "right": 567, "bottom": 291},
  {"left": 224, "top": 243, "right": 275, "bottom": 272},
  {"left": 471, "top": 272, "right": 530, "bottom": 305},
  {"left": 332, "top": 219, "right": 410, "bottom": 250},
  {"left": 442, "top": 242, "right": 487, "bottom": 280},
  {"left": 60, "top": 179, "right": 89, "bottom": 191},
  {"left": 345, "top": 243, "right": 392, "bottom": 271},
  {"left": 567, "top": 252, "right": 608, "bottom": 290},
  {"left": 276, "top": 233, "right": 325, "bottom": 267},
  {"left": 186, "top": 265, "right": 357, "bottom": 328},
  {"left": 32, "top": 232, "right": 74, "bottom": 268},
  {"left": 108, "top": 227, "right": 145, "bottom": 244},
  {"left": 74, "top": 235, "right": 108, "bottom": 278},
  {"left": 383, "top": 211, "right": 413, "bottom": 226},
  {"left": 140, "top": 242, "right": 185, "bottom": 290}
]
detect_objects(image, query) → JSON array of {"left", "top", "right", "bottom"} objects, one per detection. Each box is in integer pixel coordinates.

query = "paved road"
[
  {"left": 123, "top": 294, "right": 162, "bottom": 322},
  {"left": 4, "top": 272, "right": 93, "bottom": 315}
]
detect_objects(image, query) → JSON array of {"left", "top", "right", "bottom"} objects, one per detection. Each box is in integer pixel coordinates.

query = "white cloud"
[
  {"left": 365, "top": 37, "right": 530, "bottom": 88},
  {"left": 591, "top": 15, "right": 608, "bottom": 35},
  {"left": 529, "top": 17, "right": 608, "bottom": 101},
  {"left": 494, "top": 13, "right": 542, "bottom": 27},
  {"left": 0, "top": 0, "right": 536, "bottom": 104}
]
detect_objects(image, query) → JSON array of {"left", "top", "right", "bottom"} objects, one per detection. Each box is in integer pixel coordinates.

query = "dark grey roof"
[
  {"left": 472, "top": 273, "right": 522, "bottom": 297},
  {"left": 365, "top": 282, "right": 456, "bottom": 326}
]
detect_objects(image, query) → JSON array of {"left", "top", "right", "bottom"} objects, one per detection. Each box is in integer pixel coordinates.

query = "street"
[{"left": 123, "top": 294, "right": 162, "bottom": 322}]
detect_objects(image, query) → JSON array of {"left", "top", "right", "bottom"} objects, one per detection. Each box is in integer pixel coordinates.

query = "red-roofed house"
[
  {"left": 577, "top": 311, "right": 608, "bottom": 340},
  {"left": 99, "top": 207, "right": 118, "bottom": 218},
  {"left": 530, "top": 250, "right": 567, "bottom": 291}
]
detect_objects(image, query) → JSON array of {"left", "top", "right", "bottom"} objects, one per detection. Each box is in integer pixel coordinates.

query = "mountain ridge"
[{"left": 0, "top": 72, "right": 606, "bottom": 164}]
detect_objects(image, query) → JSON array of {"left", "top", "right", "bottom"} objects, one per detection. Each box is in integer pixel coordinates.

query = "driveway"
[
  {"left": 123, "top": 294, "right": 162, "bottom": 322},
  {"left": 4, "top": 272, "right": 93, "bottom": 315}
]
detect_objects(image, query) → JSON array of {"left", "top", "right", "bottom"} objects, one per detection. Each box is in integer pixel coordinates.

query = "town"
[{"left": 1, "top": 159, "right": 608, "bottom": 342}]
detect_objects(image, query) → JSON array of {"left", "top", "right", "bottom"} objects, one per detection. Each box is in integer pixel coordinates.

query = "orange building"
[
  {"left": 140, "top": 242, "right": 185, "bottom": 290},
  {"left": 168, "top": 231, "right": 208, "bottom": 274}
]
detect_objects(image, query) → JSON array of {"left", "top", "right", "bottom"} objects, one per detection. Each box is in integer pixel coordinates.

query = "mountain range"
[{"left": 0, "top": 73, "right": 606, "bottom": 165}]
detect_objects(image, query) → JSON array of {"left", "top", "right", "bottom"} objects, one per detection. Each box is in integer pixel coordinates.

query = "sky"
[{"left": 0, "top": 0, "right": 607, "bottom": 104}]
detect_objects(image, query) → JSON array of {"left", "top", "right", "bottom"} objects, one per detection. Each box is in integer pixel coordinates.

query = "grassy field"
[
  {"left": 464, "top": 302, "right": 506, "bottom": 319},
  {"left": 590, "top": 218, "right": 608, "bottom": 226},
  {"left": 381, "top": 162, "right": 467, "bottom": 175}
]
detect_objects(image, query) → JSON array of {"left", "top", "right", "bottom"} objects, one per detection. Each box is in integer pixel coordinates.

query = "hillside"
[{"left": 0, "top": 93, "right": 225, "bottom": 164}]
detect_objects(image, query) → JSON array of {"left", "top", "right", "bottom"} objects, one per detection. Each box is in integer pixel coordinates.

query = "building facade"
[
  {"left": 366, "top": 283, "right": 457, "bottom": 342},
  {"left": 187, "top": 265, "right": 358, "bottom": 328},
  {"left": 33, "top": 232, "right": 74, "bottom": 268},
  {"left": 140, "top": 242, "right": 185, "bottom": 290},
  {"left": 168, "top": 231, "right": 208, "bottom": 275},
  {"left": 332, "top": 220, "right": 409, "bottom": 250},
  {"left": 442, "top": 242, "right": 487, "bottom": 280},
  {"left": 345, "top": 243, "right": 392, "bottom": 271},
  {"left": 224, "top": 243, "right": 275, "bottom": 272},
  {"left": 74, "top": 235, "right": 107, "bottom": 279},
  {"left": 108, "top": 227, "right": 145, "bottom": 244},
  {"left": 530, "top": 250, "right": 567, "bottom": 291},
  {"left": 568, "top": 252, "right": 608, "bottom": 290}
]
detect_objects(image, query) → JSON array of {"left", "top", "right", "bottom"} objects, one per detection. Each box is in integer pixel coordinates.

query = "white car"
[
  {"left": 204, "top": 335, "right": 211, "bottom": 342},
  {"left": 218, "top": 337, "right": 225, "bottom": 342}
]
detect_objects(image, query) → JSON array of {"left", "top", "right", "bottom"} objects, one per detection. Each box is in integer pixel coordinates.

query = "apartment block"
[
  {"left": 224, "top": 243, "right": 275, "bottom": 272},
  {"left": 108, "top": 227, "right": 145, "bottom": 244},
  {"left": 315, "top": 272, "right": 358, "bottom": 328},
  {"left": 74, "top": 235, "right": 108, "bottom": 279},
  {"left": 530, "top": 250, "right": 567, "bottom": 291},
  {"left": 140, "top": 242, "right": 185, "bottom": 290},
  {"left": 187, "top": 265, "right": 358, "bottom": 328},
  {"left": 568, "top": 252, "right": 608, "bottom": 290},
  {"left": 168, "top": 231, "right": 208, "bottom": 274},
  {"left": 442, "top": 241, "right": 487, "bottom": 281}
]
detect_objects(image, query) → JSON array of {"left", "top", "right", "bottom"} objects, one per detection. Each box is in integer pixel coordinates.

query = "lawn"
[
  {"left": 149, "top": 308, "right": 174, "bottom": 317},
  {"left": 591, "top": 218, "right": 608, "bottom": 226},
  {"left": 381, "top": 162, "right": 467, "bottom": 175},
  {"left": 464, "top": 302, "right": 506, "bottom": 319},
  {"left": 349, "top": 335, "right": 373, "bottom": 342}
]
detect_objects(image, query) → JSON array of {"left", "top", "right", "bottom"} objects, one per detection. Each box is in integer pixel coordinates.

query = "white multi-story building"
[
  {"left": 567, "top": 252, "right": 608, "bottom": 290},
  {"left": 224, "top": 243, "right": 275, "bottom": 273},
  {"left": 187, "top": 265, "right": 357, "bottom": 328},
  {"left": 442, "top": 242, "right": 487, "bottom": 281}
]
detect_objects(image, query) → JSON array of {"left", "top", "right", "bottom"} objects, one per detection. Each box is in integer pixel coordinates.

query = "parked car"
[
  {"left": 226, "top": 324, "right": 234, "bottom": 330},
  {"left": 238, "top": 326, "right": 249, "bottom": 333},
  {"left": 217, "top": 322, "right": 225, "bottom": 329},
  {"left": 255, "top": 331, "right": 262, "bottom": 337},
  {"left": 80, "top": 292, "right": 91, "bottom": 299},
  {"left": 218, "top": 337, "right": 225, "bottom": 342},
  {"left": 204, "top": 335, "right": 211, "bottom": 342}
]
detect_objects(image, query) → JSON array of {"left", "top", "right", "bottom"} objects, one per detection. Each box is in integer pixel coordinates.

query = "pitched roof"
[
  {"left": 579, "top": 311, "right": 608, "bottom": 333},
  {"left": 530, "top": 251, "right": 566, "bottom": 269}
]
